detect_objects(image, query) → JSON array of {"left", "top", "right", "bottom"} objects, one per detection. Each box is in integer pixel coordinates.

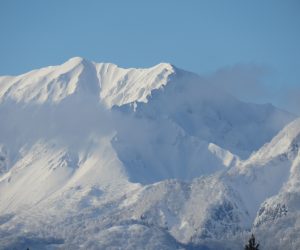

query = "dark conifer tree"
[{"left": 244, "top": 234, "right": 259, "bottom": 250}]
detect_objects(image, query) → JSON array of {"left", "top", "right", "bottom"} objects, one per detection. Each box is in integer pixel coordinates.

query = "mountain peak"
[
  {"left": 62, "top": 56, "right": 91, "bottom": 69},
  {"left": 247, "top": 117, "right": 300, "bottom": 162},
  {"left": 66, "top": 56, "right": 85, "bottom": 63},
  {"left": 95, "top": 61, "right": 176, "bottom": 108},
  {"left": 154, "top": 62, "right": 175, "bottom": 71},
  {"left": 0, "top": 58, "right": 176, "bottom": 106},
  {"left": 0, "top": 58, "right": 299, "bottom": 249}
]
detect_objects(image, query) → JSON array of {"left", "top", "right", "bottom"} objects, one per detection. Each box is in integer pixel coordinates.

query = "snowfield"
[{"left": 0, "top": 57, "right": 299, "bottom": 249}]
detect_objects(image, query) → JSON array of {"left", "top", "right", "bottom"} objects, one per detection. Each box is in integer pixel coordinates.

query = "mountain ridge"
[
  {"left": 0, "top": 57, "right": 176, "bottom": 108},
  {"left": 0, "top": 58, "right": 299, "bottom": 249}
]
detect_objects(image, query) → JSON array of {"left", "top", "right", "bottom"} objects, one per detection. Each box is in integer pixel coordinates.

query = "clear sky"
[{"left": 0, "top": 0, "right": 299, "bottom": 114}]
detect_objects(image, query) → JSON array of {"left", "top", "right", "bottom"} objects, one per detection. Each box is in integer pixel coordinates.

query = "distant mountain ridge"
[
  {"left": 0, "top": 57, "right": 175, "bottom": 107},
  {"left": 0, "top": 58, "right": 298, "bottom": 249}
]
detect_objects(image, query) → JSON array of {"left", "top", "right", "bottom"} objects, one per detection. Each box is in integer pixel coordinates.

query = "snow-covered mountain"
[
  {"left": 0, "top": 57, "right": 298, "bottom": 249},
  {"left": 0, "top": 57, "right": 173, "bottom": 106}
]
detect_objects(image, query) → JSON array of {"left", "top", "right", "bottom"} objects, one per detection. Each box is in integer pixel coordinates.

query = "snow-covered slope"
[
  {"left": 0, "top": 57, "right": 174, "bottom": 107},
  {"left": 250, "top": 119, "right": 300, "bottom": 249},
  {"left": 227, "top": 118, "right": 300, "bottom": 219},
  {"left": 96, "top": 61, "right": 175, "bottom": 108},
  {"left": 0, "top": 58, "right": 298, "bottom": 249},
  {"left": 0, "top": 57, "right": 293, "bottom": 155}
]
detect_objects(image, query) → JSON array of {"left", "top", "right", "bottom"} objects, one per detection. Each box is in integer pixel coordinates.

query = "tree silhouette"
[{"left": 245, "top": 234, "right": 259, "bottom": 250}]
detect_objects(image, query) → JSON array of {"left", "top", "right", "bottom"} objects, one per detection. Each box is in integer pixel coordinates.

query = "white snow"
[
  {"left": 0, "top": 57, "right": 298, "bottom": 249},
  {"left": 0, "top": 57, "right": 174, "bottom": 108}
]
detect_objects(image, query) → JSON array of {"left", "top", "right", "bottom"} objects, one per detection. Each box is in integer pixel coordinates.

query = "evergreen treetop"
[{"left": 244, "top": 234, "right": 259, "bottom": 250}]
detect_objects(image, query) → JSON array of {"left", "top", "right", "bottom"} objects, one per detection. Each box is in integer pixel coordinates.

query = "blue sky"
[{"left": 0, "top": 0, "right": 299, "bottom": 113}]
